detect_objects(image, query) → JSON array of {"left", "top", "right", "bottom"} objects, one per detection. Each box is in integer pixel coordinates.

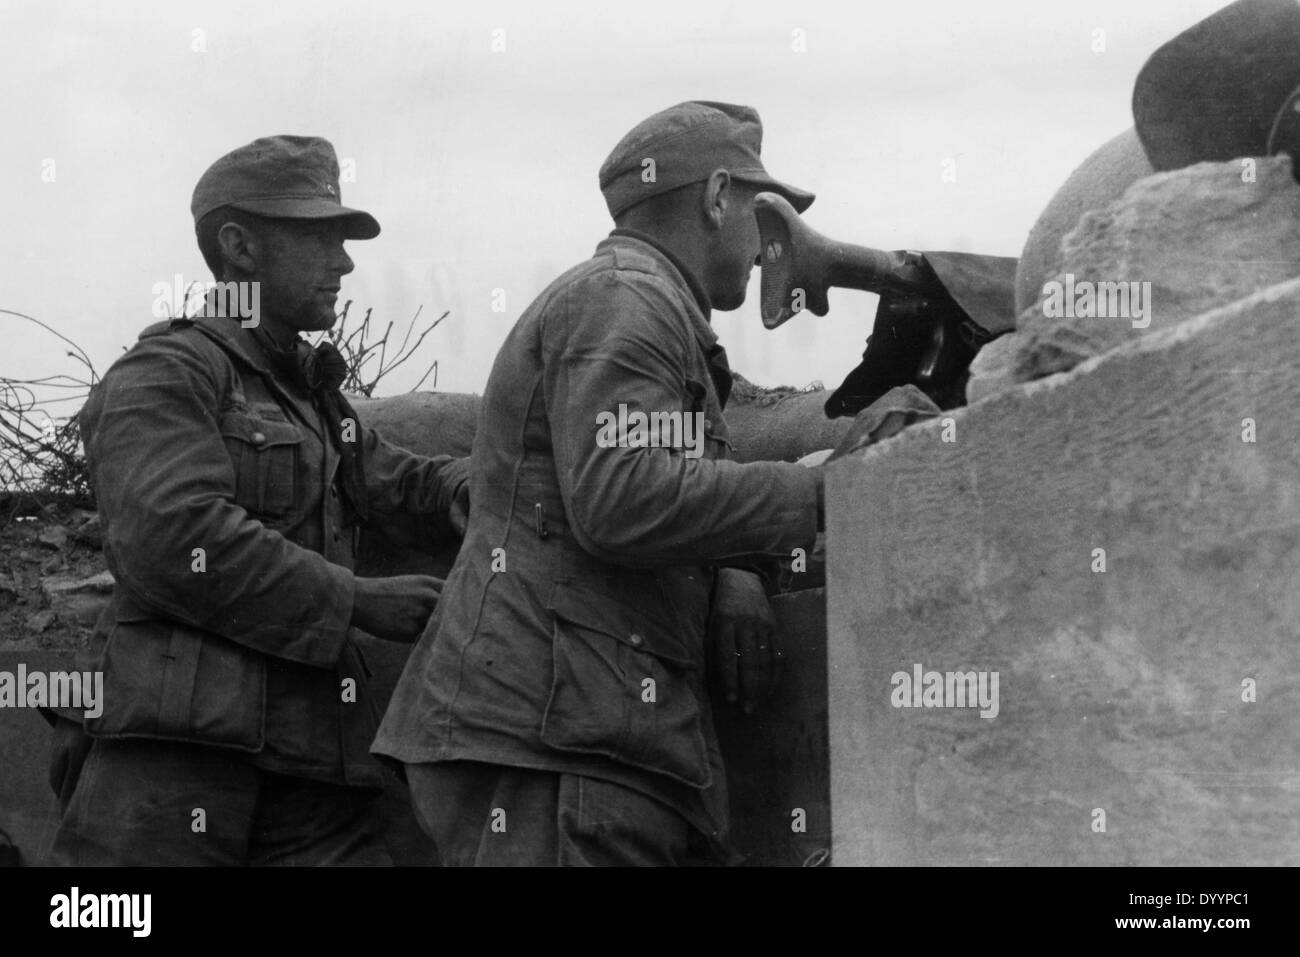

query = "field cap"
[
  {"left": 599, "top": 101, "right": 815, "bottom": 218},
  {"left": 191, "top": 135, "right": 380, "bottom": 239}
]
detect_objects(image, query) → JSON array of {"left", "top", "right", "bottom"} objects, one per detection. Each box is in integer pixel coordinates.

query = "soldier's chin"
[
  {"left": 712, "top": 284, "right": 748, "bottom": 312},
  {"left": 296, "top": 303, "right": 341, "bottom": 332}
]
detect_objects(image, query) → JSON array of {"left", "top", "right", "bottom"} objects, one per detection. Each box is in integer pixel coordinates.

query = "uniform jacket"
[
  {"left": 78, "top": 314, "right": 464, "bottom": 788},
  {"left": 373, "top": 230, "right": 819, "bottom": 845}
]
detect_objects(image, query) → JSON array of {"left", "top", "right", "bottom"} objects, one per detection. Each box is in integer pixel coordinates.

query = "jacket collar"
[
  {"left": 186, "top": 313, "right": 321, "bottom": 384},
  {"left": 184, "top": 313, "right": 279, "bottom": 375},
  {"left": 607, "top": 227, "right": 712, "bottom": 315},
  {"left": 603, "top": 228, "right": 718, "bottom": 347},
  {"left": 183, "top": 315, "right": 327, "bottom": 436},
  {"left": 599, "top": 229, "right": 733, "bottom": 409}
]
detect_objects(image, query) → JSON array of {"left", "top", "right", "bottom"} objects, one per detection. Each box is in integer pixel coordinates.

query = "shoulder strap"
[{"left": 137, "top": 316, "right": 197, "bottom": 340}]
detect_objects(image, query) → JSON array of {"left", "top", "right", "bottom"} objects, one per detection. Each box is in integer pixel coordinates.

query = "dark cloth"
[
  {"left": 47, "top": 714, "right": 93, "bottom": 812},
  {"left": 827, "top": 385, "right": 942, "bottom": 461},
  {"left": 50, "top": 738, "right": 389, "bottom": 866},
  {"left": 405, "top": 761, "right": 692, "bottom": 867},
  {"left": 69, "top": 314, "right": 466, "bottom": 787},
  {"left": 373, "top": 231, "right": 818, "bottom": 860},
  {"left": 826, "top": 251, "right": 1017, "bottom": 417},
  {"left": 923, "top": 252, "right": 1019, "bottom": 337}
]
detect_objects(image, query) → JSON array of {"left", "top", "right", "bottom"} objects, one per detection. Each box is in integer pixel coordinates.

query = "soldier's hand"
[
  {"left": 708, "top": 568, "right": 781, "bottom": 715},
  {"left": 351, "top": 575, "right": 444, "bottom": 643}
]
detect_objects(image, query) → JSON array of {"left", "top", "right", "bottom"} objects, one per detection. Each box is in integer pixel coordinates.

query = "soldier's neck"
[{"left": 253, "top": 317, "right": 303, "bottom": 352}]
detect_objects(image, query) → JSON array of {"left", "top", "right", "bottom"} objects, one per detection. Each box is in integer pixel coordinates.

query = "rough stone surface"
[
  {"left": 1013, "top": 128, "right": 1153, "bottom": 317},
  {"left": 40, "top": 570, "right": 115, "bottom": 628},
  {"left": 37, "top": 526, "right": 68, "bottom": 550},
  {"left": 40, "top": 569, "right": 114, "bottom": 597},
  {"left": 828, "top": 276, "right": 1300, "bottom": 866},
  {"left": 69, "top": 513, "right": 102, "bottom": 548},
  {"left": 971, "top": 154, "right": 1300, "bottom": 402}
]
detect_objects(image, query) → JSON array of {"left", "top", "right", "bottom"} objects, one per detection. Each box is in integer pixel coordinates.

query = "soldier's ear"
[
  {"left": 216, "top": 221, "right": 260, "bottom": 276},
  {"left": 702, "top": 169, "right": 731, "bottom": 230}
]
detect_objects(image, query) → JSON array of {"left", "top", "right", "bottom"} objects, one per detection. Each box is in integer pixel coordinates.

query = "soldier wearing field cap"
[
  {"left": 48, "top": 135, "right": 469, "bottom": 866},
  {"left": 374, "top": 101, "right": 825, "bottom": 866}
]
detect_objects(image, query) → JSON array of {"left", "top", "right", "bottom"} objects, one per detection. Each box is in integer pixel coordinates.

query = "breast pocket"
[
  {"left": 540, "top": 582, "right": 711, "bottom": 789},
  {"left": 218, "top": 408, "right": 303, "bottom": 520}
]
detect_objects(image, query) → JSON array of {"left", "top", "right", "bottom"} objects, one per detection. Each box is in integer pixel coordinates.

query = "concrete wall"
[
  {"left": 974, "top": 154, "right": 1300, "bottom": 400},
  {"left": 826, "top": 277, "right": 1300, "bottom": 866}
]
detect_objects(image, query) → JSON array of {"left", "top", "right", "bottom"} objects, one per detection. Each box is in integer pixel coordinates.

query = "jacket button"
[
  {"left": 629, "top": 632, "right": 643, "bottom": 647},
  {"left": 251, "top": 431, "right": 267, "bottom": 446}
]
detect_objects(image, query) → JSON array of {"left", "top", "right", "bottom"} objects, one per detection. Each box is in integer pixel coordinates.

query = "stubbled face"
[
  {"left": 708, "top": 180, "right": 762, "bottom": 312},
  {"left": 254, "top": 218, "right": 354, "bottom": 333}
]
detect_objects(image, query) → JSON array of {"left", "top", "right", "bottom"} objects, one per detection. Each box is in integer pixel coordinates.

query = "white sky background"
[{"left": 0, "top": 0, "right": 1227, "bottom": 404}]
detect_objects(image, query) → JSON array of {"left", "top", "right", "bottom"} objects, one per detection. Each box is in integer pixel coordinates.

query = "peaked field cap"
[
  {"left": 191, "top": 135, "right": 380, "bottom": 239},
  {"left": 598, "top": 100, "right": 815, "bottom": 218}
]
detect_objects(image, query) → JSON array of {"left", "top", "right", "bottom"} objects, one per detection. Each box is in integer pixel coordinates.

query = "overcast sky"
[{"left": 1, "top": 0, "right": 1227, "bottom": 411}]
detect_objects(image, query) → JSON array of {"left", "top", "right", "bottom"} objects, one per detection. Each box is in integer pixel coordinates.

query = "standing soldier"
[
  {"left": 374, "top": 102, "right": 825, "bottom": 866},
  {"left": 49, "top": 135, "right": 468, "bottom": 866}
]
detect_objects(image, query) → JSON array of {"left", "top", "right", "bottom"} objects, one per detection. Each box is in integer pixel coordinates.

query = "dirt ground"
[{"left": 0, "top": 506, "right": 104, "bottom": 653}]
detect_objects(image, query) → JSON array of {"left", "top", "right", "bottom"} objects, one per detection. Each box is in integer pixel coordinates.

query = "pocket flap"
[
  {"left": 218, "top": 410, "right": 303, "bottom": 448},
  {"left": 541, "top": 602, "right": 711, "bottom": 789},
  {"left": 547, "top": 581, "right": 694, "bottom": 668},
  {"left": 86, "top": 617, "right": 265, "bottom": 752}
]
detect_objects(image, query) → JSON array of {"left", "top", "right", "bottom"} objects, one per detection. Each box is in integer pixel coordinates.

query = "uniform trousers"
[
  {"left": 49, "top": 734, "right": 390, "bottom": 866},
  {"left": 404, "top": 759, "right": 696, "bottom": 867}
]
